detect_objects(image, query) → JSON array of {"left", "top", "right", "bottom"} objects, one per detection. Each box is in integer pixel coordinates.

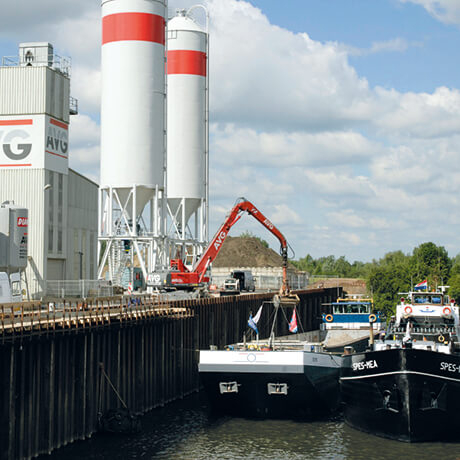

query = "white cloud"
[
  {"left": 327, "top": 210, "right": 366, "bottom": 229},
  {"left": 400, "top": 0, "right": 460, "bottom": 25},
  {"left": 346, "top": 38, "right": 411, "bottom": 56},
  {"left": 208, "top": 0, "right": 373, "bottom": 131},
  {"left": 2, "top": 0, "right": 460, "bottom": 261},
  {"left": 69, "top": 114, "right": 100, "bottom": 178},
  {"left": 374, "top": 86, "right": 460, "bottom": 139},
  {"left": 211, "top": 124, "right": 380, "bottom": 168},
  {"left": 301, "top": 171, "right": 374, "bottom": 198},
  {"left": 271, "top": 204, "right": 302, "bottom": 225},
  {"left": 71, "top": 67, "right": 101, "bottom": 115},
  {"left": 340, "top": 232, "right": 361, "bottom": 246}
]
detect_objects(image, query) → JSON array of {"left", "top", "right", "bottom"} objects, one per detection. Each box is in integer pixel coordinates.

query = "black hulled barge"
[{"left": 340, "top": 289, "right": 460, "bottom": 442}]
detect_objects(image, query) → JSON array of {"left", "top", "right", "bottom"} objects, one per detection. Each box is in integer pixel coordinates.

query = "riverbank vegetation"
[{"left": 293, "top": 242, "right": 460, "bottom": 316}]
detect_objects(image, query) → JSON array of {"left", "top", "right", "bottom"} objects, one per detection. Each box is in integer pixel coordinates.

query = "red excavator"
[{"left": 149, "top": 197, "right": 295, "bottom": 299}]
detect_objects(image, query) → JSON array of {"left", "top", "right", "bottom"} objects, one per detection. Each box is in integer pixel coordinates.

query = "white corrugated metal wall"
[
  {"left": 0, "top": 67, "right": 69, "bottom": 122},
  {"left": 0, "top": 168, "right": 98, "bottom": 297},
  {"left": 0, "top": 46, "right": 96, "bottom": 298},
  {"left": 67, "top": 169, "right": 98, "bottom": 280}
]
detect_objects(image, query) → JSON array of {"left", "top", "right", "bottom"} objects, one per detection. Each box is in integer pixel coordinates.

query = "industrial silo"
[
  {"left": 100, "top": 0, "right": 166, "bottom": 217},
  {"left": 167, "top": 7, "right": 209, "bottom": 246},
  {"left": 99, "top": 0, "right": 168, "bottom": 285}
]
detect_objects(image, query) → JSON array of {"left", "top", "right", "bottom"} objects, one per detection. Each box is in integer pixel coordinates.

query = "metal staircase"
[{"left": 109, "top": 240, "right": 131, "bottom": 287}]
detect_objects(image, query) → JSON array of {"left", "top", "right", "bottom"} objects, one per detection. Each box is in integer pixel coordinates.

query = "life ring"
[
  {"left": 325, "top": 314, "right": 333, "bottom": 323},
  {"left": 438, "top": 335, "right": 445, "bottom": 343},
  {"left": 404, "top": 306, "right": 413, "bottom": 315},
  {"left": 443, "top": 307, "right": 451, "bottom": 316},
  {"left": 369, "top": 314, "right": 377, "bottom": 323}
]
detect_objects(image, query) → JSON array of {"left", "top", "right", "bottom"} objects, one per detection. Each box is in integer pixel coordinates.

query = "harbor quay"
[{"left": 0, "top": 288, "right": 338, "bottom": 460}]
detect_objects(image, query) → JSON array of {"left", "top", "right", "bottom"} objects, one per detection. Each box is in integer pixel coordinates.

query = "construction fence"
[
  {"left": 211, "top": 267, "right": 308, "bottom": 291},
  {"left": 45, "top": 280, "right": 114, "bottom": 299}
]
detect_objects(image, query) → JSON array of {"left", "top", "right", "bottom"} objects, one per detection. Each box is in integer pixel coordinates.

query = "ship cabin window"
[
  {"left": 414, "top": 295, "right": 429, "bottom": 304},
  {"left": 413, "top": 295, "right": 442, "bottom": 304},
  {"left": 333, "top": 304, "right": 370, "bottom": 314}
]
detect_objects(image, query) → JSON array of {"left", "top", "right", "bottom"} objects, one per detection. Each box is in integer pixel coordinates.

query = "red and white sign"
[
  {"left": 0, "top": 114, "right": 68, "bottom": 174},
  {"left": 17, "top": 217, "right": 28, "bottom": 227}
]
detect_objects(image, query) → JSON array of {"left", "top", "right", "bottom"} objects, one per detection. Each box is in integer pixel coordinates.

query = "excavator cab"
[{"left": 170, "top": 259, "right": 188, "bottom": 272}]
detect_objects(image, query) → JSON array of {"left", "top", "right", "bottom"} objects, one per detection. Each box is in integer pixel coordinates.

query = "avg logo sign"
[
  {"left": 0, "top": 119, "right": 33, "bottom": 164},
  {"left": 46, "top": 118, "right": 68, "bottom": 158},
  {"left": 1, "top": 129, "right": 32, "bottom": 160},
  {"left": 0, "top": 116, "right": 68, "bottom": 173}
]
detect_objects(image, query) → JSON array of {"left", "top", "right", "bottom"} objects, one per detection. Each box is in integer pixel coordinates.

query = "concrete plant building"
[{"left": 0, "top": 42, "right": 98, "bottom": 299}]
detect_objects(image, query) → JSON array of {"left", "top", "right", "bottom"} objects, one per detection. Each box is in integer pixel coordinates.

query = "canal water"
[{"left": 45, "top": 393, "right": 460, "bottom": 460}]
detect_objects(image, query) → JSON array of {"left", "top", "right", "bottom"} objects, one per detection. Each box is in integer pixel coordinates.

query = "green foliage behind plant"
[
  {"left": 293, "top": 242, "right": 456, "bottom": 318},
  {"left": 239, "top": 231, "right": 269, "bottom": 248}
]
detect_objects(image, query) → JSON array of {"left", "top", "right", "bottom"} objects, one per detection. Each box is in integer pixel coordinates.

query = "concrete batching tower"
[
  {"left": 167, "top": 6, "right": 209, "bottom": 266},
  {"left": 0, "top": 42, "right": 98, "bottom": 298},
  {"left": 98, "top": 0, "right": 168, "bottom": 285}
]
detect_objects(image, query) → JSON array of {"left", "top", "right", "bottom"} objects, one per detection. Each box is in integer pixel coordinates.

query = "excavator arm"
[{"left": 190, "top": 198, "right": 290, "bottom": 294}]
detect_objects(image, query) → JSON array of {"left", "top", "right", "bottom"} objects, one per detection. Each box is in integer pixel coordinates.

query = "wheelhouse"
[{"left": 322, "top": 298, "right": 383, "bottom": 331}]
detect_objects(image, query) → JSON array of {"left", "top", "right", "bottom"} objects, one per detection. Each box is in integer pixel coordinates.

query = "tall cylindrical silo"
[
  {"left": 100, "top": 0, "right": 166, "bottom": 218},
  {"left": 167, "top": 8, "right": 208, "bottom": 228}
]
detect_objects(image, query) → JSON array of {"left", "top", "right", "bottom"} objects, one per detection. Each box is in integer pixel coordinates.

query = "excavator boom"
[
  {"left": 192, "top": 198, "right": 288, "bottom": 282},
  {"left": 153, "top": 197, "right": 293, "bottom": 294}
]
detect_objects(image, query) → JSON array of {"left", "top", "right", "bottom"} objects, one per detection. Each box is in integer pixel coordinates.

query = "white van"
[
  {"left": 231, "top": 270, "right": 256, "bottom": 292},
  {"left": 0, "top": 272, "right": 22, "bottom": 303}
]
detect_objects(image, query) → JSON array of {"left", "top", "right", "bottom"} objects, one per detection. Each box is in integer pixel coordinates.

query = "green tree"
[
  {"left": 409, "top": 242, "right": 451, "bottom": 288},
  {"left": 367, "top": 264, "right": 411, "bottom": 317},
  {"left": 450, "top": 253, "right": 460, "bottom": 277},
  {"left": 333, "top": 256, "right": 352, "bottom": 277},
  {"left": 291, "top": 254, "right": 317, "bottom": 273},
  {"left": 380, "top": 250, "right": 410, "bottom": 268},
  {"left": 239, "top": 231, "right": 269, "bottom": 248},
  {"left": 448, "top": 274, "right": 460, "bottom": 301},
  {"left": 318, "top": 255, "right": 337, "bottom": 275}
]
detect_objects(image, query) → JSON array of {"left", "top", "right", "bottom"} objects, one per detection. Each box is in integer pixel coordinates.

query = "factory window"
[
  {"left": 25, "top": 50, "right": 34, "bottom": 64},
  {"left": 73, "top": 231, "right": 79, "bottom": 279},
  {"left": 48, "top": 226, "right": 54, "bottom": 252},
  {"left": 48, "top": 172, "right": 54, "bottom": 224},
  {"left": 90, "top": 233, "right": 95, "bottom": 279},
  {"left": 79, "top": 230, "right": 85, "bottom": 279},
  {"left": 58, "top": 174, "right": 63, "bottom": 225},
  {"left": 57, "top": 174, "right": 63, "bottom": 254},
  {"left": 58, "top": 229, "right": 62, "bottom": 253}
]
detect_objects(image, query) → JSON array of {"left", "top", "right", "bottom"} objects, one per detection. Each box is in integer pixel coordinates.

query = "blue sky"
[
  {"left": 248, "top": 0, "right": 460, "bottom": 92},
  {"left": 1, "top": 0, "right": 460, "bottom": 262}
]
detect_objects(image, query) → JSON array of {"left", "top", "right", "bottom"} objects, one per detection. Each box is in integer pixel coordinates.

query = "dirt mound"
[{"left": 213, "top": 236, "right": 284, "bottom": 268}]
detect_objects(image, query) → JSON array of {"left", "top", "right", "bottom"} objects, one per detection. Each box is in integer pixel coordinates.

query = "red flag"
[{"left": 289, "top": 309, "right": 298, "bottom": 333}]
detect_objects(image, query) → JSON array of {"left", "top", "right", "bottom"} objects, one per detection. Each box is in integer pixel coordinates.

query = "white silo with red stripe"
[
  {"left": 98, "top": 0, "right": 168, "bottom": 285},
  {"left": 167, "top": 7, "right": 209, "bottom": 251}
]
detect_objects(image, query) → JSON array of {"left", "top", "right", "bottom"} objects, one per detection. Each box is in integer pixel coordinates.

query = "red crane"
[{"left": 164, "top": 198, "right": 291, "bottom": 294}]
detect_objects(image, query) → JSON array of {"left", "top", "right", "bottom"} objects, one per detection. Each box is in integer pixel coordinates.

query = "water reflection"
[{"left": 44, "top": 393, "right": 460, "bottom": 460}]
